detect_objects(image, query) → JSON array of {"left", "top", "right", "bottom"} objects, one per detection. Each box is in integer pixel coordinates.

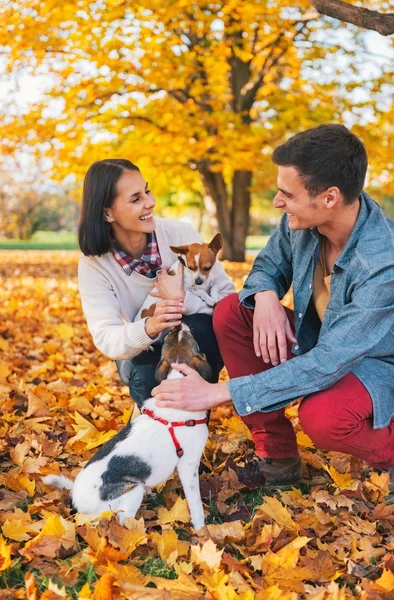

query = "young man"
[{"left": 152, "top": 124, "right": 394, "bottom": 487}]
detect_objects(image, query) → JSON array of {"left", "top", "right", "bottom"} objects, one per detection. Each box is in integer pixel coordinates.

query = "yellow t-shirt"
[{"left": 312, "top": 243, "right": 331, "bottom": 321}]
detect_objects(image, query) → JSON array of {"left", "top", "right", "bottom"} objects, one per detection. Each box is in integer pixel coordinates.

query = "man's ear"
[
  {"left": 208, "top": 233, "right": 223, "bottom": 255},
  {"left": 104, "top": 208, "right": 115, "bottom": 223},
  {"left": 191, "top": 354, "right": 213, "bottom": 383},
  {"left": 170, "top": 245, "right": 189, "bottom": 255},
  {"left": 155, "top": 359, "right": 171, "bottom": 384},
  {"left": 324, "top": 187, "right": 341, "bottom": 209}
]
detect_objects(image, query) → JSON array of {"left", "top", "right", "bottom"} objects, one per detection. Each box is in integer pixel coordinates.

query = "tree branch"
[{"left": 309, "top": 0, "right": 394, "bottom": 36}]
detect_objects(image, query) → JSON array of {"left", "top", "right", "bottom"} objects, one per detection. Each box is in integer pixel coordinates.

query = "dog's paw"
[{"left": 192, "top": 520, "right": 205, "bottom": 531}]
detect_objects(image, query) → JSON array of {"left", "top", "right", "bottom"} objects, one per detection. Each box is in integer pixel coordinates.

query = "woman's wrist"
[{"left": 144, "top": 318, "right": 157, "bottom": 339}]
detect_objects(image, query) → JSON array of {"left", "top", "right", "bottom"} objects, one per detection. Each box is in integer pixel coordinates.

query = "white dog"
[{"left": 43, "top": 324, "right": 211, "bottom": 530}]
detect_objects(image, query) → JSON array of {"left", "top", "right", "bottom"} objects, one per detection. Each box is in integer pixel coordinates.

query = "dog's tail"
[{"left": 43, "top": 475, "right": 74, "bottom": 490}]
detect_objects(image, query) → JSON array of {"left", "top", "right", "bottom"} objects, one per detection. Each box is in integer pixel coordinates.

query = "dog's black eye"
[{"left": 202, "top": 266, "right": 212, "bottom": 271}]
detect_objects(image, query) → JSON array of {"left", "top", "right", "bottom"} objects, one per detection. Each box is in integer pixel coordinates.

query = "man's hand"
[
  {"left": 151, "top": 263, "right": 185, "bottom": 301},
  {"left": 152, "top": 363, "right": 231, "bottom": 410},
  {"left": 145, "top": 299, "right": 184, "bottom": 338},
  {"left": 253, "top": 290, "right": 297, "bottom": 366}
]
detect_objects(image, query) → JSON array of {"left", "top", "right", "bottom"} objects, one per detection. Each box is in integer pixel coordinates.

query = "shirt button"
[
  {"left": 294, "top": 345, "right": 299, "bottom": 350},
  {"left": 309, "top": 283, "right": 312, "bottom": 289},
  {"left": 298, "top": 312, "right": 303, "bottom": 318},
  {"left": 246, "top": 404, "right": 252, "bottom": 413}
]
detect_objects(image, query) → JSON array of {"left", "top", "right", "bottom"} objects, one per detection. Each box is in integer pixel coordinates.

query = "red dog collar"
[{"left": 141, "top": 407, "right": 208, "bottom": 458}]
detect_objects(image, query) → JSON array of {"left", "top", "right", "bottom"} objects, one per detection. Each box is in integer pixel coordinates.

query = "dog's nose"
[{"left": 195, "top": 277, "right": 203, "bottom": 285}]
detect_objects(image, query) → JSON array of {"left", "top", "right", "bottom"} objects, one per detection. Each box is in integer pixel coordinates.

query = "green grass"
[
  {"left": 0, "top": 230, "right": 78, "bottom": 250},
  {"left": 0, "top": 560, "right": 97, "bottom": 599},
  {"left": 138, "top": 557, "right": 178, "bottom": 580},
  {"left": 245, "top": 235, "right": 269, "bottom": 250},
  {"left": 0, "top": 231, "right": 268, "bottom": 252}
]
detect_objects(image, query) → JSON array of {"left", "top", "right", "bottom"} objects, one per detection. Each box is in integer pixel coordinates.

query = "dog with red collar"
[{"left": 43, "top": 323, "right": 212, "bottom": 530}]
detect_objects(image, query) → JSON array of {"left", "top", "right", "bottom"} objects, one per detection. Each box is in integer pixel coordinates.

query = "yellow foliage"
[
  {"left": 0, "top": 536, "right": 12, "bottom": 572},
  {"left": 0, "top": 250, "right": 393, "bottom": 598},
  {"left": 157, "top": 497, "right": 191, "bottom": 525}
]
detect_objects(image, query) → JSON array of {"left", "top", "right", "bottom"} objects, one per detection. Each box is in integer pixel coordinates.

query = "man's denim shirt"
[{"left": 228, "top": 192, "right": 394, "bottom": 429}]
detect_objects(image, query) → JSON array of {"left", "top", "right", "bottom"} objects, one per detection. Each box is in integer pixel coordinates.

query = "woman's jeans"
[{"left": 116, "top": 314, "right": 223, "bottom": 408}]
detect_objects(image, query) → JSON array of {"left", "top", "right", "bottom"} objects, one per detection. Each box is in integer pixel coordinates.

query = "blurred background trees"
[{"left": 0, "top": 0, "right": 393, "bottom": 259}]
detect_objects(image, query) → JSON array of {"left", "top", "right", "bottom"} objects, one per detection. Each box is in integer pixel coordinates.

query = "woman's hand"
[
  {"left": 151, "top": 263, "right": 185, "bottom": 301},
  {"left": 145, "top": 299, "right": 184, "bottom": 338},
  {"left": 253, "top": 290, "right": 297, "bottom": 365},
  {"left": 152, "top": 363, "right": 232, "bottom": 410}
]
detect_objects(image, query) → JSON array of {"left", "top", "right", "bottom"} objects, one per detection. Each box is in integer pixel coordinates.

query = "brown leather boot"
[{"left": 236, "top": 455, "right": 303, "bottom": 489}]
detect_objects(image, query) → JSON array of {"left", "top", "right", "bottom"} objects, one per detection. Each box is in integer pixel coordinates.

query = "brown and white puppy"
[
  {"left": 135, "top": 233, "right": 223, "bottom": 321},
  {"left": 43, "top": 324, "right": 211, "bottom": 530}
]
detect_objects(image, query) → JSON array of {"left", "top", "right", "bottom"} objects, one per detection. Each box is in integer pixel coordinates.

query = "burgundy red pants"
[{"left": 213, "top": 293, "right": 394, "bottom": 468}]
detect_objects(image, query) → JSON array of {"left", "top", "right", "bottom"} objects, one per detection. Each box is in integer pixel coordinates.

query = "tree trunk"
[
  {"left": 231, "top": 170, "right": 252, "bottom": 262},
  {"left": 197, "top": 163, "right": 233, "bottom": 259},
  {"left": 197, "top": 162, "right": 252, "bottom": 261}
]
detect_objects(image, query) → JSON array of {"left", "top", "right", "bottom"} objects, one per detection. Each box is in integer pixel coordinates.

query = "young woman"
[{"left": 78, "top": 159, "right": 234, "bottom": 407}]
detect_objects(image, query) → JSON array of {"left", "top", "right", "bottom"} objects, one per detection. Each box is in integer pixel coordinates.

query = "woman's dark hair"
[
  {"left": 78, "top": 159, "right": 140, "bottom": 256},
  {"left": 272, "top": 124, "right": 368, "bottom": 205}
]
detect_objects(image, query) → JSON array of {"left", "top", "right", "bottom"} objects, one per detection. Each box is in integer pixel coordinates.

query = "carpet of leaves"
[{"left": 0, "top": 250, "right": 393, "bottom": 600}]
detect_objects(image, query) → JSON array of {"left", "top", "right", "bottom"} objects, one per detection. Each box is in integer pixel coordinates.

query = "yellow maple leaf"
[
  {"left": 151, "top": 570, "right": 202, "bottom": 593},
  {"left": 74, "top": 511, "right": 114, "bottom": 526},
  {"left": 191, "top": 538, "right": 223, "bottom": 571},
  {"left": 10, "top": 440, "right": 31, "bottom": 465},
  {"left": 324, "top": 465, "right": 358, "bottom": 491},
  {"left": 78, "top": 582, "right": 93, "bottom": 599},
  {"left": 0, "top": 363, "right": 11, "bottom": 380},
  {"left": 56, "top": 323, "right": 74, "bottom": 340},
  {"left": 0, "top": 338, "right": 9, "bottom": 351},
  {"left": 262, "top": 536, "right": 311, "bottom": 585},
  {"left": 296, "top": 430, "right": 314, "bottom": 448},
  {"left": 372, "top": 568, "right": 394, "bottom": 592},
  {"left": 198, "top": 568, "right": 229, "bottom": 591},
  {"left": 92, "top": 572, "right": 116, "bottom": 600},
  {"left": 364, "top": 471, "right": 390, "bottom": 502},
  {"left": 17, "top": 474, "right": 35, "bottom": 496},
  {"left": 2, "top": 519, "right": 32, "bottom": 542},
  {"left": 255, "top": 585, "right": 298, "bottom": 599},
  {"left": 25, "top": 514, "right": 76, "bottom": 553},
  {"left": 85, "top": 429, "right": 118, "bottom": 450},
  {"left": 174, "top": 561, "right": 194, "bottom": 575},
  {"left": 222, "top": 416, "right": 253, "bottom": 440},
  {"left": 157, "top": 497, "right": 190, "bottom": 525},
  {"left": 206, "top": 520, "right": 245, "bottom": 544},
  {"left": 151, "top": 529, "right": 188, "bottom": 566},
  {"left": 258, "top": 496, "right": 299, "bottom": 531},
  {"left": 105, "top": 561, "right": 148, "bottom": 587},
  {"left": 68, "top": 412, "right": 97, "bottom": 446},
  {"left": 0, "top": 535, "right": 12, "bottom": 571}
]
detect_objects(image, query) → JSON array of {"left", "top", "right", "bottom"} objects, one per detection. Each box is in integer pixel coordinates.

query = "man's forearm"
[{"left": 255, "top": 289, "right": 279, "bottom": 302}]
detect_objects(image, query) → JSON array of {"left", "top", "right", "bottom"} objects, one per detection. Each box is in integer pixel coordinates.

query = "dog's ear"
[
  {"left": 191, "top": 354, "right": 213, "bottom": 383},
  {"left": 170, "top": 244, "right": 189, "bottom": 255},
  {"left": 208, "top": 233, "right": 223, "bottom": 255},
  {"left": 155, "top": 358, "right": 171, "bottom": 383},
  {"left": 141, "top": 304, "right": 156, "bottom": 319}
]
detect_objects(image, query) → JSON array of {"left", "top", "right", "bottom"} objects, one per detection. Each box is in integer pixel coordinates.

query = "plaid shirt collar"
[{"left": 112, "top": 231, "right": 162, "bottom": 278}]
